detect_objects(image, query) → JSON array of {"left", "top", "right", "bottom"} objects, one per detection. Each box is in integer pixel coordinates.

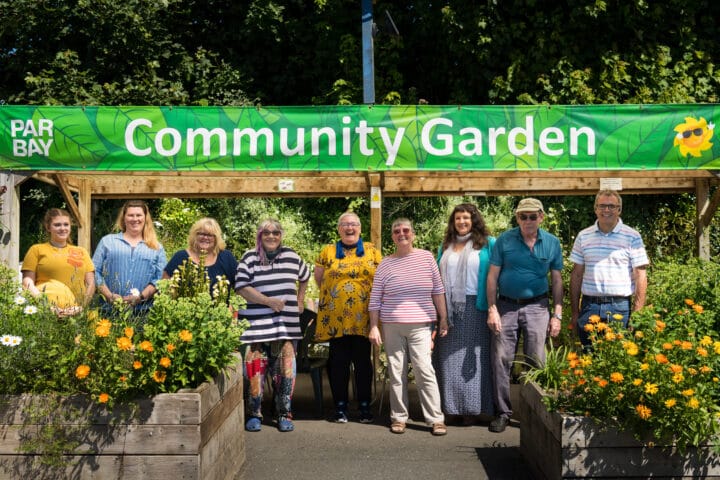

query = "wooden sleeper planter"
[
  {"left": 519, "top": 381, "right": 720, "bottom": 479},
  {"left": 0, "top": 354, "right": 245, "bottom": 479}
]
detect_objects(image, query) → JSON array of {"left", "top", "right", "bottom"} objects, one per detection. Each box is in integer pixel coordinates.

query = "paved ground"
[{"left": 236, "top": 372, "right": 530, "bottom": 480}]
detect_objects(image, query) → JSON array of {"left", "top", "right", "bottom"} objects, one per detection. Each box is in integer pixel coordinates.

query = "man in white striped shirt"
[{"left": 569, "top": 190, "right": 649, "bottom": 348}]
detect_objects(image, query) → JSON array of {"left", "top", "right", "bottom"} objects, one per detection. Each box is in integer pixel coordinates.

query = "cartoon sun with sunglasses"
[{"left": 673, "top": 116, "right": 714, "bottom": 157}]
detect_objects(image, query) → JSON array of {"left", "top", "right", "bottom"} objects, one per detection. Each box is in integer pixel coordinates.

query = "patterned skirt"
[{"left": 433, "top": 295, "right": 494, "bottom": 416}]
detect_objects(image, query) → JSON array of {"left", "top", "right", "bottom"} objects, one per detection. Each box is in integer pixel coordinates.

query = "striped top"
[
  {"left": 570, "top": 219, "right": 649, "bottom": 297},
  {"left": 92, "top": 233, "right": 166, "bottom": 297},
  {"left": 235, "top": 246, "right": 311, "bottom": 343},
  {"left": 368, "top": 249, "right": 445, "bottom": 324}
]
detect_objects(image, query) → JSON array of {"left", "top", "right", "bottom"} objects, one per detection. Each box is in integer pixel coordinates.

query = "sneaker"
[
  {"left": 245, "top": 416, "right": 262, "bottom": 432},
  {"left": 359, "top": 409, "right": 374, "bottom": 424},
  {"left": 333, "top": 410, "right": 349, "bottom": 423},
  {"left": 489, "top": 416, "right": 509, "bottom": 433},
  {"left": 277, "top": 416, "right": 294, "bottom": 432}
]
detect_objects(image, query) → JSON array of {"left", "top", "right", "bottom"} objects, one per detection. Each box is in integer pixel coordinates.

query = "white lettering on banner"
[
  {"left": 9, "top": 119, "right": 54, "bottom": 157},
  {"left": 122, "top": 116, "right": 597, "bottom": 162}
]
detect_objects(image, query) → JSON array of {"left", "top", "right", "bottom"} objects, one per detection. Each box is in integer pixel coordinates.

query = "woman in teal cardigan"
[{"left": 434, "top": 203, "right": 496, "bottom": 425}]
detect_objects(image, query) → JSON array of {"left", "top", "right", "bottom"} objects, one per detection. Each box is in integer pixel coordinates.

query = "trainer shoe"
[{"left": 489, "top": 416, "right": 509, "bottom": 433}]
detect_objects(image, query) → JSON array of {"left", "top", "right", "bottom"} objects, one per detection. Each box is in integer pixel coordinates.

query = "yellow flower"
[
  {"left": 584, "top": 324, "right": 595, "bottom": 332},
  {"left": 596, "top": 322, "right": 608, "bottom": 332},
  {"left": 632, "top": 378, "right": 643, "bottom": 386},
  {"left": 610, "top": 372, "right": 624, "bottom": 383},
  {"left": 75, "top": 364, "right": 90, "bottom": 379},
  {"left": 672, "top": 373, "right": 685, "bottom": 383},
  {"left": 159, "top": 357, "right": 171, "bottom": 368},
  {"left": 580, "top": 356, "right": 592, "bottom": 367},
  {"left": 664, "top": 398, "right": 676, "bottom": 408},
  {"left": 688, "top": 398, "right": 700, "bottom": 409},
  {"left": 644, "top": 383, "right": 658, "bottom": 395},
  {"left": 167, "top": 343, "right": 176, "bottom": 353},
  {"left": 153, "top": 370, "right": 167, "bottom": 383},
  {"left": 626, "top": 344, "right": 638, "bottom": 356},
  {"left": 634, "top": 331, "right": 644, "bottom": 339},
  {"left": 700, "top": 336, "right": 712, "bottom": 346},
  {"left": 133, "top": 361, "right": 142, "bottom": 370},
  {"left": 682, "top": 389, "right": 695, "bottom": 397},
  {"left": 714, "top": 342, "right": 720, "bottom": 355},
  {"left": 697, "top": 347, "right": 708, "bottom": 357},
  {"left": 98, "top": 393, "right": 110, "bottom": 403},
  {"left": 95, "top": 325, "right": 111, "bottom": 338},
  {"left": 139, "top": 340, "right": 154, "bottom": 352},
  {"left": 612, "top": 313, "right": 624, "bottom": 321},
  {"left": 640, "top": 363, "right": 649, "bottom": 371},
  {"left": 588, "top": 314, "right": 601, "bottom": 324},
  {"left": 116, "top": 336, "right": 133, "bottom": 351},
  {"left": 655, "top": 320, "right": 666, "bottom": 332},
  {"left": 688, "top": 367, "right": 698, "bottom": 376},
  {"left": 605, "top": 331, "right": 617, "bottom": 341},
  {"left": 700, "top": 366, "right": 711, "bottom": 374},
  {"left": 179, "top": 330, "right": 193, "bottom": 342},
  {"left": 87, "top": 309, "right": 99, "bottom": 321},
  {"left": 124, "top": 327, "right": 134, "bottom": 339},
  {"left": 635, "top": 404, "right": 652, "bottom": 420}
]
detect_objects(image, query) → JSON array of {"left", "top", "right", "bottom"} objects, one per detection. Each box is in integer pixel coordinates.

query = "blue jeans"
[{"left": 577, "top": 296, "right": 631, "bottom": 347}]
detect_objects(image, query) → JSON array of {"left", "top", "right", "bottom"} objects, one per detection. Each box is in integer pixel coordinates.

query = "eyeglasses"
[
  {"left": 392, "top": 227, "right": 412, "bottom": 235},
  {"left": 518, "top": 214, "right": 539, "bottom": 221},
  {"left": 197, "top": 232, "right": 215, "bottom": 238},
  {"left": 339, "top": 222, "right": 360, "bottom": 228},
  {"left": 262, "top": 230, "right": 282, "bottom": 237},
  {"left": 596, "top": 204, "right": 620, "bottom": 211},
  {"left": 681, "top": 128, "right": 703, "bottom": 138}
]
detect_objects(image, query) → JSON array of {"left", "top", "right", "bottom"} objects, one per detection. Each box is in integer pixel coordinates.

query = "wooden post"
[
  {"left": 77, "top": 178, "right": 92, "bottom": 252},
  {"left": 0, "top": 172, "right": 30, "bottom": 272},
  {"left": 368, "top": 173, "right": 382, "bottom": 249},
  {"left": 695, "top": 179, "right": 711, "bottom": 260}
]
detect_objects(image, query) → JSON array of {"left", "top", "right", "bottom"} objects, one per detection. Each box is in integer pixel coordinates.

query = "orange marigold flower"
[
  {"left": 610, "top": 372, "right": 624, "bottom": 383},
  {"left": 116, "top": 336, "right": 133, "bottom": 351},
  {"left": 697, "top": 347, "right": 708, "bottom": 357},
  {"left": 124, "top": 327, "right": 134, "bottom": 338},
  {"left": 577, "top": 378, "right": 587, "bottom": 385},
  {"left": 139, "top": 340, "right": 153, "bottom": 352},
  {"left": 654, "top": 353, "right": 669, "bottom": 364},
  {"left": 684, "top": 298, "right": 695, "bottom": 306},
  {"left": 634, "top": 331, "right": 644, "bottom": 339},
  {"left": 662, "top": 342, "right": 673, "bottom": 350},
  {"left": 588, "top": 314, "right": 601, "bottom": 324},
  {"left": 153, "top": 370, "right": 167, "bottom": 383},
  {"left": 700, "top": 366, "right": 711, "bottom": 374},
  {"left": 569, "top": 359, "right": 580, "bottom": 368},
  {"left": 635, "top": 404, "right": 652, "bottom": 420},
  {"left": 688, "top": 367, "right": 698, "bottom": 376},
  {"left": 669, "top": 364, "right": 683, "bottom": 374},
  {"left": 673, "top": 340, "right": 682, "bottom": 346},
  {"left": 692, "top": 304, "right": 704, "bottom": 314},
  {"left": 95, "top": 325, "right": 111, "bottom": 337},
  {"left": 681, "top": 341, "right": 693, "bottom": 350},
  {"left": 632, "top": 378, "right": 643, "bottom": 386},
  {"left": 584, "top": 324, "right": 595, "bottom": 332},
  {"left": 167, "top": 343, "right": 176, "bottom": 353},
  {"left": 179, "top": 330, "right": 193, "bottom": 342},
  {"left": 159, "top": 357, "right": 171, "bottom": 368},
  {"left": 119, "top": 375, "right": 127, "bottom": 382},
  {"left": 573, "top": 369, "right": 584, "bottom": 376},
  {"left": 98, "top": 393, "right": 110, "bottom": 403},
  {"left": 655, "top": 320, "right": 666, "bottom": 332},
  {"left": 598, "top": 379, "right": 609, "bottom": 388},
  {"left": 616, "top": 393, "right": 624, "bottom": 401},
  {"left": 567, "top": 352, "right": 579, "bottom": 361},
  {"left": 75, "top": 364, "right": 90, "bottom": 379},
  {"left": 605, "top": 332, "right": 616, "bottom": 341},
  {"left": 133, "top": 361, "right": 142, "bottom": 370},
  {"left": 665, "top": 398, "right": 677, "bottom": 408}
]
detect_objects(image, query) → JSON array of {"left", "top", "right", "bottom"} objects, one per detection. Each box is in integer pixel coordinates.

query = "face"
[
  {"left": 194, "top": 230, "right": 217, "bottom": 253},
  {"left": 391, "top": 223, "right": 414, "bottom": 247},
  {"left": 124, "top": 207, "right": 146, "bottom": 235},
  {"left": 261, "top": 226, "right": 283, "bottom": 252},
  {"left": 595, "top": 194, "right": 621, "bottom": 227},
  {"left": 47, "top": 215, "right": 71, "bottom": 244},
  {"left": 454, "top": 211, "right": 472, "bottom": 236},
  {"left": 516, "top": 210, "right": 543, "bottom": 235},
  {"left": 337, "top": 215, "right": 361, "bottom": 245}
]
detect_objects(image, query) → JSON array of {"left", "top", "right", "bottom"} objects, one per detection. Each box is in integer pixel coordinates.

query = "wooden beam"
[
  {"left": 77, "top": 178, "right": 92, "bottom": 252},
  {"left": 699, "top": 186, "right": 720, "bottom": 228},
  {"left": 367, "top": 173, "right": 382, "bottom": 249},
  {"left": 51, "top": 173, "right": 84, "bottom": 229}
]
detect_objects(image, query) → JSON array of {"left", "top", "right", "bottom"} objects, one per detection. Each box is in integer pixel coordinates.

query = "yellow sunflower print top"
[{"left": 314, "top": 242, "right": 382, "bottom": 342}]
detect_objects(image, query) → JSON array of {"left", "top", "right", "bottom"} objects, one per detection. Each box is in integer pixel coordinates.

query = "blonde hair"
[
  {"left": 43, "top": 208, "right": 74, "bottom": 244},
  {"left": 187, "top": 217, "right": 226, "bottom": 255},
  {"left": 114, "top": 200, "right": 161, "bottom": 250}
]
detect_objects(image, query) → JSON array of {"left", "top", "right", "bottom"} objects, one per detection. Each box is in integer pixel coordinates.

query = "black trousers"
[{"left": 327, "top": 335, "right": 373, "bottom": 406}]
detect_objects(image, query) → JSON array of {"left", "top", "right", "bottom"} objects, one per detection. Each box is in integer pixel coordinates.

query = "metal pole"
[{"left": 361, "top": 0, "right": 375, "bottom": 104}]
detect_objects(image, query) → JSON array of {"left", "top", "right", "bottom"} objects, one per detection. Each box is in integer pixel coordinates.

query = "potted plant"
[{"left": 0, "top": 258, "right": 248, "bottom": 479}]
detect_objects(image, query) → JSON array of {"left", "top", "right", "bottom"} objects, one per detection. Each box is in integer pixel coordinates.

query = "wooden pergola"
[{"left": 2, "top": 168, "right": 719, "bottom": 269}]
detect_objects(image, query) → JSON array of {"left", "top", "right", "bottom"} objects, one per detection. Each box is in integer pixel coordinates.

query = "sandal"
[
  {"left": 432, "top": 422, "right": 447, "bottom": 436},
  {"left": 390, "top": 421, "right": 406, "bottom": 434},
  {"left": 245, "top": 416, "right": 262, "bottom": 432}
]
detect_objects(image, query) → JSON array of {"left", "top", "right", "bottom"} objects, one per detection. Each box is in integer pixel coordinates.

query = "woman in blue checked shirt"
[{"left": 92, "top": 200, "right": 167, "bottom": 316}]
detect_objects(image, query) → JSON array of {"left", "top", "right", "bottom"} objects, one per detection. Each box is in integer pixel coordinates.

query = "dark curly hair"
[{"left": 441, "top": 203, "right": 491, "bottom": 251}]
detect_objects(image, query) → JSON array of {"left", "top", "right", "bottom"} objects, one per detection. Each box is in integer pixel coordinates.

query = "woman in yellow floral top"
[{"left": 314, "top": 212, "right": 382, "bottom": 424}]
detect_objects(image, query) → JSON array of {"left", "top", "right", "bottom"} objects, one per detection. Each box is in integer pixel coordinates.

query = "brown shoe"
[
  {"left": 431, "top": 423, "right": 447, "bottom": 436},
  {"left": 390, "top": 421, "right": 406, "bottom": 434}
]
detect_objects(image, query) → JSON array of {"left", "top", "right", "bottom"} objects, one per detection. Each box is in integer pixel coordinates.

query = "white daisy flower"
[
  {"left": 14, "top": 295, "right": 26, "bottom": 305},
  {"left": 1, "top": 335, "right": 13, "bottom": 346},
  {"left": 130, "top": 288, "right": 141, "bottom": 297},
  {"left": 24, "top": 305, "right": 38, "bottom": 315},
  {"left": 9, "top": 336, "right": 22, "bottom": 346}
]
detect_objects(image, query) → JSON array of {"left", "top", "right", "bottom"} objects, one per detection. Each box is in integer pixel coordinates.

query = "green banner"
[{"left": 1, "top": 105, "right": 718, "bottom": 171}]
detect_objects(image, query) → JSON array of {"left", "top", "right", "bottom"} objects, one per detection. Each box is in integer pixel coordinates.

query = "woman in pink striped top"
[{"left": 368, "top": 218, "right": 449, "bottom": 436}]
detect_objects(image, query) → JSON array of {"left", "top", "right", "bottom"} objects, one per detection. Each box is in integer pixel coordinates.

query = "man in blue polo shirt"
[
  {"left": 569, "top": 189, "right": 649, "bottom": 348},
  {"left": 486, "top": 198, "right": 563, "bottom": 433}
]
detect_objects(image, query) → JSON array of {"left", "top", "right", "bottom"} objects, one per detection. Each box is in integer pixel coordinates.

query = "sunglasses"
[
  {"left": 518, "top": 214, "right": 539, "bottom": 221},
  {"left": 681, "top": 128, "right": 703, "bottom": 138},
  {"left": 262, "top": 230, "right": 282, "bottom": 237},
  {"left": 393, "top": 227, "right": 412, "bottom": 235}
]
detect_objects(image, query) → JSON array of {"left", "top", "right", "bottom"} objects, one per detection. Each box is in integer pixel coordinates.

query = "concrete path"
[{"left": 236, "top": 372, "right": 530, "bottom": 480}]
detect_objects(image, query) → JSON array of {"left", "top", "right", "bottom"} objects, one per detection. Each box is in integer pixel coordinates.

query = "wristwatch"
[{"left": 551, "top": 313, "right": 562, "bottom": 320}]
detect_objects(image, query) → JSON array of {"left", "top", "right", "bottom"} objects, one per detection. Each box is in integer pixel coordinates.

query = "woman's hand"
[
  {"left": 368, "top": 325, "right": 382, "bottom": 346},
  {"left": 437, "top": 318, "right": 449, "bottom": 337}
]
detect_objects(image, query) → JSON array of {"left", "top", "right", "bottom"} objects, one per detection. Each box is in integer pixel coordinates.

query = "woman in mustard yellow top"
[
  {"left": 314, "top": 212, "right": 382, "bottom": 423},
  {"left": 21, "top": 208, "right": 95, "bottom": 315}
]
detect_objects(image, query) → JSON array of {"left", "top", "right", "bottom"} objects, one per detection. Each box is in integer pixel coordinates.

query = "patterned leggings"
[{"left": 245, "top": 340, "right": 297, "bottom": 419}]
